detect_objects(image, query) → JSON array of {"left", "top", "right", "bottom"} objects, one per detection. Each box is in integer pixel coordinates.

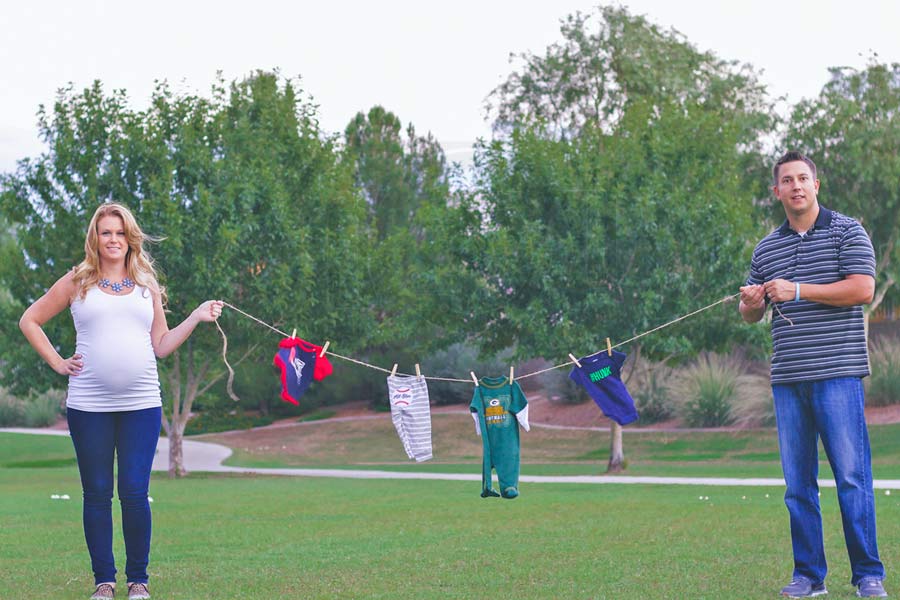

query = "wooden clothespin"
[
  {"left": 319, "top": 341, "right": 330, "bottom": 358},
  {"left": 415, "top": 363, "right": 422, "bottom": 378},
  {"left": 568, "top": 353, "right": 582, "bottom": 368},
  {"left": 391, "top": 364, "right": 398, "bottom": 376},
  {"left": 470, "top": 371, "right": 479, "bottom": 386},
  {"left": 606, "top": 338, "right": 612, "bottom": 357},
  {"left": 509, "top": 366, "right": 515, "bottom": 383},
  {"left": 290, "top": 328, "right": 296, "bottom": 339}
]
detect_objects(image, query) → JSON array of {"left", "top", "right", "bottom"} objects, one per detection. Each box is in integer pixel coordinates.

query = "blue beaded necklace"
[{"left": 99, "top": 277, "right": 135, "bottom": 293}]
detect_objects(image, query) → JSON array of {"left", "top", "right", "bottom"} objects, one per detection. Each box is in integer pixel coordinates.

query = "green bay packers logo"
[{"left": 485, "top": 397, "right": 507, "bottom": 425}]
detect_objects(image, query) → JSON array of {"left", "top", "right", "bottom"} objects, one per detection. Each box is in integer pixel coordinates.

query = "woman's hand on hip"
[{"left": 54, "top": 353, "right": 83, "bottom": 376}]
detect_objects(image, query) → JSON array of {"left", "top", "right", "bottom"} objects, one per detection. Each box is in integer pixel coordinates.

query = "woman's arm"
[
  {"left": 19, "top": 271, "right": 83, "bottom": 376},
  {"left": 150, "top": 294, "right": 223, "bottom": 359}
]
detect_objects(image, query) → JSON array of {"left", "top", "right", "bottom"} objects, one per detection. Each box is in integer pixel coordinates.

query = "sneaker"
[
  {"left": 126, "top": 583, "right": 150, "bottom": 600},
  {"left": 857, "top": 577, "right": 888, "bottom": 597},
  {"left": 781, "top": 577, "right": 827, "bottom": 598},
  {"left": 90, "top": 583, "right": 115, "bottom": 599}
]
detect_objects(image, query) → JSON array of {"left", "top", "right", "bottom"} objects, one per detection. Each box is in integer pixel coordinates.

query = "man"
[{"left": 739, "top": 151, "right": 887, "bottom": 598}]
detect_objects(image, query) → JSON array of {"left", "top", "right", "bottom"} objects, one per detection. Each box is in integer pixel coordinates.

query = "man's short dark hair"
[{"left": 773, "top": 151, "right": 817, "bottom": 184}]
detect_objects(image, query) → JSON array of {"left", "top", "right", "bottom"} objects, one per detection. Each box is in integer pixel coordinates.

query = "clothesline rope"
[
  {"left": 220, "top": 302, "right": 473, "bottom": 382},
  {"left": 219, "top": 292, "right": 740, "bottom": 385}
]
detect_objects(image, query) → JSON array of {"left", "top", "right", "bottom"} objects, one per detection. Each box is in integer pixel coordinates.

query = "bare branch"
[{"left": 869, "top": 272, "right": 896, "bottom": 315}]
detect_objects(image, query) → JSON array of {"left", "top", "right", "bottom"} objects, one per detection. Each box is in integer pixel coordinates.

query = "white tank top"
[{"left": 66, "top": 286, "right": 162, "bottom": 412}]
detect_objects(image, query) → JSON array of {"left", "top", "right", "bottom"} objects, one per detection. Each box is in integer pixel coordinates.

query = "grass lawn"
[
  {"left": 202, "top": 413, "right": 900, "bottom": 480},
  {"left": 2, "top": 432, "right": 899, "bottom": 599}
]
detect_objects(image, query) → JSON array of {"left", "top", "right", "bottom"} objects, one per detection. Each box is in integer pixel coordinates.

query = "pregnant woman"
[{"left": 19, "top": 202, "right": 223, "bottom": 600}]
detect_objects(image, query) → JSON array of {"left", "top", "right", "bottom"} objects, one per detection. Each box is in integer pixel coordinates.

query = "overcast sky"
[{"left": 2, "top": 0, "right": 899, "bottom": 174}]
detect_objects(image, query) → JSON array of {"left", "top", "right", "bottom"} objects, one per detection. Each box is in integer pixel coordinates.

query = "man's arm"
[{"left": 762, "top": 274, "right": 874, "bottom": 307}]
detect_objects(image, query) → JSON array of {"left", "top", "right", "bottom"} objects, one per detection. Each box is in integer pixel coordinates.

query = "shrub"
[
  {"left": 730, "top": 380, "right": 775, "bottom": 428},
  {"left": 0, "top": 387, "right": 65, "bottom": 427},
  {"left": 867, "top": 337, "right": 900, "bottom": 407},
  {"left": 634, "top": 366, "right": 675, "bottom": 425},
  {"left": 0, "top": 389, "right": 25, "bottom": 427},
  {"left": 673, "top": 353, "right": 767, "bottom": 428},
  {"left": 537, "top": 366, "right": 587, "bottom": 405},
  {"left": 23, "top": 389, "right": 65, "bottom": 427},
  {"left": 422, "top": 343, "right": 514, "bottom": 406}
]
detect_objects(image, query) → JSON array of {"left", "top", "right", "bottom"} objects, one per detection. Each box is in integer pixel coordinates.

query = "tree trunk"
[
  {"left": 161, "top": 340, "right": 255, "bottom": 479},
  {"left": 606, "top": 421, "right": 625, "bottom": 473},
  {"left": 168, "top": 425, "right": 187, "bottom": 478}
]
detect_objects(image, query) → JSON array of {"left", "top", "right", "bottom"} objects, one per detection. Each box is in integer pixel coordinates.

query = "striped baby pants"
[{"left": 387, "top": 375, "right": 433, "bottom": 462}]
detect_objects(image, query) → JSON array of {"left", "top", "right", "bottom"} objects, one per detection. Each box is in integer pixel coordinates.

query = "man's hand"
[
  {"left": 763, "top": 279, "right": 796, "bottom": 303},
  {"left": 739, "top": 284, "right": 766, "bottom": 309},
  {"left": 739, "top": 284, "right": 766, "bottom": 323}
]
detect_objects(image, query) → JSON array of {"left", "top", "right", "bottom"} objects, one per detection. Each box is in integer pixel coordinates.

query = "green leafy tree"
[
  {"left": 344, "top": 105, "right": 448, "bottom": 241},
  {"left": 486, "top": 6, "right": 769, "bottom": 140},
  {"left": 466, "top": 6, "right": 772, "bottom": 471},
  {"left": 783, "top": 59, "right": 900, "bottom": 313},
  {"left": 342, "top": 106, "right": 457, "bottom": 402},
  {"left": 0, "top": 72, "right": 372, "bottom": 476}
]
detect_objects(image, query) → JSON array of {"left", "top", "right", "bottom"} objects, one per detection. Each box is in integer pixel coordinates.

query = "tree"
[
  {"left": 0, "top": 72, "right": 372, "bottom": 476},
  {"left": 486, "top": 6, "right": 768, "bottom": 141},
  {"left": 783, "top": 60, "right": 900, "bottom": 313},
  {"left": 344, "top": 105, "right": 448, "bottom": 241},
  {"left": 340, "top": 105, "right": 461, "bottom": 401},
  {"left": 468, "top": 6, "right": 772, "bottom": 471}
]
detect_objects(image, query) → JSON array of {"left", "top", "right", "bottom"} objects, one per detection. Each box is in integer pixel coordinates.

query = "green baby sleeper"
[{"left": 469, "top": 376, "right": 530, "bottom": 499}]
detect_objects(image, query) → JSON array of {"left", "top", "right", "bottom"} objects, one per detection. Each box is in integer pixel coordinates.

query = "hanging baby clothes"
[
  {"left": 569, "top": 350, "right": 638, "bottom": 426},
  {"left": 273, "top": 337, "right": 333, "bottom": 405},
  {"left": 469, "top": 376, "right": 529, "bottom": 499},
  {"left": 386, "top": 375, "right": 433, "bottom": 462}
]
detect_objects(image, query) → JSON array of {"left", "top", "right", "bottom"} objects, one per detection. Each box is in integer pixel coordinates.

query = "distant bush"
[
  {"left": 537, "top": 366, "right": 587, "bottom": 405},
  {"left": 23, "top": 389, "right": 66, "bottom": 427},
  {"left": 0, "top": 387, "right": 65, "bottom": 427},
  {"left": 422, "top": 343, "right": 514, "bottom": 406},
  {"left": 0, "top": 389, "right": 25, "bottom": 427},
  {"left": 634, "top": 366, "right": 675, "bottom": 425},
  {"left": 868, "top": 337, "right": 900, "bottom": 407},
  {"left": 673, "top": 353, "right": 767, "bottom": 428},
  {"left": 730, "top": 379, "right": 775, "bottom": 428}
]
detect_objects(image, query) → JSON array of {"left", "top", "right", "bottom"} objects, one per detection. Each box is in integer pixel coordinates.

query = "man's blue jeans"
[
  {"left": 67, "top": 407, "right": 161, "bottom": 586},
  {"left": 772, "top": 377, "right": 884, "bottom": 586}
]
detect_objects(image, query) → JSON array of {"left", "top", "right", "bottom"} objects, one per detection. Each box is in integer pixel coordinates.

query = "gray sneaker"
[
  {"left": 90, "top": 583, "right": 115, "bottom": 599},
  {"left": 126, "top": 583, "right": 150, "bottom": 600},
  {"left": 781, "top": 578, "right": 828, "bottom": 598},
  {"left": 857, "top": 577, "right": 888, "bottom": 598}
]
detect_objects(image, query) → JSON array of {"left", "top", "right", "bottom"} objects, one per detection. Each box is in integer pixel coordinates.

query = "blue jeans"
[
  {"left": 67, "top": 407, "right": 161, "bottom": 586},
  {"left": 772, "top": 377, "right": 884, "bottom": 585}
]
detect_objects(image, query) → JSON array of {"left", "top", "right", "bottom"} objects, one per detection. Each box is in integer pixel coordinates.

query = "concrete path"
[{"left": 6, "top": 427, "right": 900, "bottom": 489}]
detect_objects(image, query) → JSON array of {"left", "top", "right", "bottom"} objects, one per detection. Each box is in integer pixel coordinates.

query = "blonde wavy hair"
[{"left": 72, "top": 202, "right": 167, "bottom": 304}]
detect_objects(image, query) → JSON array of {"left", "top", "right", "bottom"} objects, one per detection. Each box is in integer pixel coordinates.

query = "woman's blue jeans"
[
  {"left": 67, "top": 407, "right": 161, "bottom": 585},
  {"left": 772, "top": 377, "right": 884, "bottom": 586}
]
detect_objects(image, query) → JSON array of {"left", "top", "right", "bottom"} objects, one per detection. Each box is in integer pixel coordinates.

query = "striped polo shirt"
[{"left": 746, "top": 206, "right": 875, "bottom": 384}]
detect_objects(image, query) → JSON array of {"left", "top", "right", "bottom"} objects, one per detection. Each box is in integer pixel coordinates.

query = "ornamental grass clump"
[
  {"left": 634, "top": 365, "right": 675, "bottom": 424},
  {"left": 0, "top": 389, "right": 25, "bottom": 427},
  {"left": 22, "top": 389, "right": 65, "bottom": 428},
  {"left": 0, "top": 388, "right": 63, "bottom": 428},
  {"left": 867, "top": 337, "right": 900, "bottom": 407},
  {"left": 674, "top": 352, "right": 768, "bottom": 428}
]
